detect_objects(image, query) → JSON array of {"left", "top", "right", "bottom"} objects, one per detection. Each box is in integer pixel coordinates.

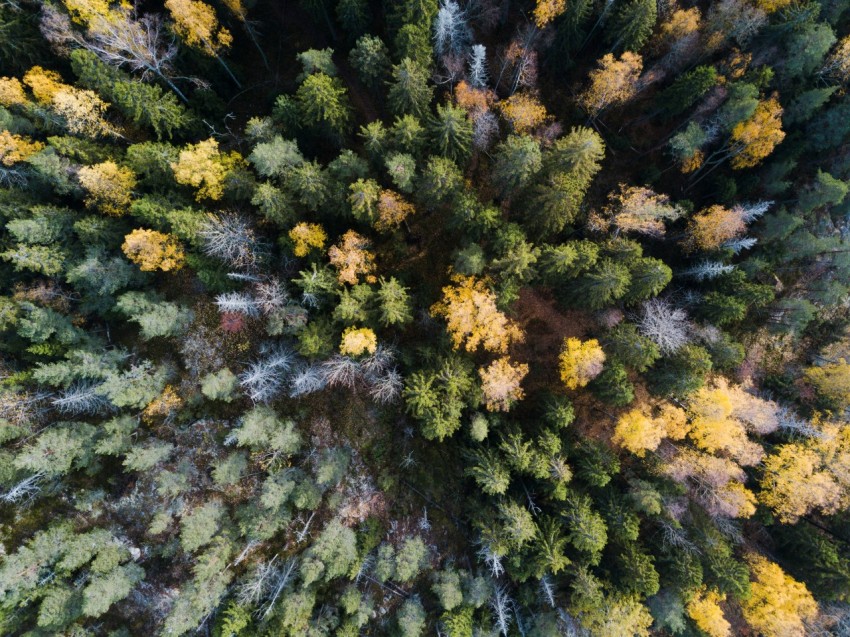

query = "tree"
[
  {"left": 578, "top": 52, "right": 643, "bottom": 118},
  {"left": 729, "top": 98, "right": 785, "bottom": 169},
  {"left": 431, "top": 274, "right": 524, "bottom": 354},
  {"left": 349, "top": 35, "right": 390, "bottom": 87},
  {"left": 337, "top": 0, "right": 371, "bottom": 37},
  {"left": 479, "top": 356, "right": 528, "bottom": 412},
  {"left": 658, "top": 66, "right": 718, "bottom": 117},
  {"left": 613, "top": 408, "right": 665, "bottom": 456},
  {"left": 741, "top": 555, "right": 818, "bottom": 637},
  {"left": 603, "top": 323, "right": 659, "bottom": 371},
  {"left": 289, "top": 222, "right": 327, "bottom": 257},
  {"left": 395, "top": 536, "right": 429, "bottom": 582},
  {"left": 300, "top": 519, "right": 358, "bottom": 585},
  {"left": 804, "top": 358, "right": 850, "bottom": 410},
  {"left": 429, "top": 102, "right": 473, "bottom": 162},
  {"left": 559, "top": 338, "right": 605, "bottom": 390},
  {"left": 397, "top": 596, "right": 426, "bottom": 637},
  {"left": 116, "top": 292, "right": 193, "bottom": 340},
  {"left": 296, "top": 72, "right": 351, "bottom": 137},
  {"left": 171, "top": 138, "right": 241, "bottom": 201},
  {"left": 686, "top": 590, "right": 731, "bottom": 637},
  {"left": 496, "top": 93, "right": 549, "bottom": 134},
  {"left": 200, "top": 368, "right": 238, "bottom": 401},
  {"left": 569, "top": 259, "right": 631, "bottom": 309},
  {"left": 603, "top": 185, "right": 683, "bottom": 237},
  {"left": 122, "top": 228, "right": 185, "bottom": 272},
  {"left": 685, "top": 204, "right": 747, "bottom": 251},
  {"left": 533, "top": 0, "right": 568, "bottom": 27},
  {"left": 340, "top": 326, "right": 377, "bottom": 356},
  {"left": 165, "top": 0, "right": 240, "bottom": 86},
  {"left": 376, "top": 189, "right": 415, "bottom": 231},
  {"left": 388, "top": 57, "right": 433, "bottom": 118},
  {"left": 492, "top": 134, "right": 541, "bottom": 196},
  {"left": 328, "top": 230, "right": 377, "bottom": 285},
  {"left": 77, "top": 161, "right": 136, "bottom": 216},
  {"left": 607, "top": 0, "right": 657, "bottom": 52}
]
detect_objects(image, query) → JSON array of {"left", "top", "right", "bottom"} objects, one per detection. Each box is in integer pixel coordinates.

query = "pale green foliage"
[
  {"left": 180, "top": 501, "right": 225, "bottom": 553},
  {"left": 432, "top": 569, "right": 464, "bottom": 610},
  {"left": 96, "top": 361, "right": 170, "bottom": 409},
  {"left": 395, "top": 536, "right": 429, "bottom": 582},
  {"left": 14, "top": 422, "right": 97, "bottom": 477},
  {"left": 116, "top": 291, "right": 193, "bottom": 340},
  {"left": 123, "top": 440, "right": 175, "bottom": 471},
  {"left": 300, "top": 518, "right": 358, "bottom": 585},
  {"left": 201, "top": 368, "right": 238, "bottom": 401},
  {"left": 233, "top": 405, "right": 302, "bottom": 453}
]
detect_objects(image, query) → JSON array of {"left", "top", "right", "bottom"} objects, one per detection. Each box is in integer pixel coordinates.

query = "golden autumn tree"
[
  {"left": 496, "top": 92, "right": 549, "bottom": 134},
  {"left": 376, "top": 190, "right": 415, "bottom": 232},
  {"left": 729, "top": 98, "right": 785, "bottom": 169},
  {"left": 533, "top": 0, "right": 567, "bottom": 27},
  {"left": 289, "top": 222, "right": 327, "bottom": 257},
  {"left": 165, "top": 0, "right": 239, "bottom": 86},
  {"left": 741, "top": 555, "right": 818, "bottom": 637},
  {"left": 663, "top": 448, "right": 758, "bottom": 518},
  {"left": 77, "top": 161, "right": 136, "bottom": 215},
  {"left": 0, "top": 131, "right": 44, "bottom": 166},
  {"left": 430, "top": 274, "right": 524, "bottom": 354},
  {"left": 578, "top": 53, "right": 643, "bottom": 119},
  {"left": 340, "top": 326, "right": 378, "bottom": 356},
  {"left": 328, "top": 230, "right": 377, "bottom": 285},
  {"left": 822, "top": 35, "right": 850, "bottom": 83},
  {"left": 171, "top": 138, "right": 242, "bottom": 201},
  {"left": 684, "top": 204, "right": 747, "bottom": 251},
  {"left": 604, "top": 185, "right": 684, "bottom": 237},
  {"left": 0, "top": 77, "right": 29, "bottom": 107},
  {"left": 613, "top": 408, "right": 666, "bottom": 457},
  {"left": 686, "top": 590, "right": 731, "bottom": 637},
  {"left": 479, "top": 356, "right": 529, "bottom": 412},
  {"left": 23, "top": 66, "right": 118, "bottom": 137},
  {"left": 122, "top": 228, "right": 185, "bottom": 272},
  {"left": 559, "top": 337, "right": 605, "bottom": 390}
]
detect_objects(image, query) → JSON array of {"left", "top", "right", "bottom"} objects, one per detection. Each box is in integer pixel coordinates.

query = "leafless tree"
[
  {"left": 240, "top": 350, "right": 292, "bottom": 403},
  {"left": 1, "top": 471, "right": 46, "bottom": 504},
  {"left": 637, "top": 298, "right": 691, "bottom": 354},
  {"left": 539, "top": 575, "right": 556, "bottom": 608},
  {"left": 434, "top": 0, "right": 471, "bottom": 57},
  {"left": 722, "top": 236, "right": 757, "bottom": 254},
  {"left": 369, "top": 368, "right": 403, "bottom": 404},
  {"left": 478, "top": 543, "right": 505, "bottom": 578},
  {"left": 491, "top": 585, "right": 513, "bottom": 636},
  {"left": 215, "top": 291, "right": 260, "bottom": 317},
  {"left": 473, "top": 111, "right": 499, "bottom": 150},
  {"left": 321, "top": 356, "right": 361, "bottom": 390},
  {"left": 254, "top": 279, "right": 289, "bottom": 314},
  {"left": 39, "top": 5, "right": 193, "bottom": 102},
  {"left": 51, "top": 382, "right": 111, "bottom": 415},
  {"left": 680, "top": 261, "right": 736, "bottom": 281},
  {"left": 199, "top": 212, "right": 264, "bottom": 272},
  {"left": 469, "top": 44, "right": 489, "bottom": 87},
  {"left": 289, "top": 364, "right": 327, "bottom": 397}
]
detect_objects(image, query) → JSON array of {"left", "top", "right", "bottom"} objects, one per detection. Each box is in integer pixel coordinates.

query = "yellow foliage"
[
  {"left": 687, "top": 379, "right": 763, "bottom": 466},
  {"left": 659, "top": 7, "right": 701, "bottom": 43},
  {"left": 686, "top": 590, "right": 731, "bottom": 637},
  {"left": 165, "top": 0, "right": 233, "bottom": 54},
  {"left": 328, "top": 230, "right": 377, "bottom": 285},
  {"left": 613, "top": 408, "right": 666, "bottom": 457},
  {"left": 804, "top": 358, "right": 850, "bottom": 409},
  {"left": 533, "top": 0, "right": 567, "bottom": 27},
  {"left": 0, "top": 77, "right": 28, "bottom": 107},
  {"left": 824, "top": 35, "right": 850, "bottom": 83},
  {"left": 496, "top": 93, "right": 549, "bottom": 134},
  {"left": 578, "top": 52, "right": 643, "bottom": 118},
  {"left": 52, "top": 88, "right": 118, "bottom": 137},
  {"left": 23, "top": 66, "right": 67, "bottom": 103},
  {"left": 681, "top": 150, "right": 703, "bottom": 174},
  {"left": 756, "top": 0, "right": 793, "bottom": 12},
  {"left": 657, "top": 403, "right": 690, "bottom": 439},
  {"left": 730, "top": 98, "right": 785, "bottom": 169},
  {"left": 221, "top": 0, "right": 247, "bottom": 20},
  {"left": 122, "top": 228, "right": 186, "bottom": 272},
  {"left": 376, "top": 190, "right": 415, "bottom": 232},
  {"left": 0, "top": 131, "right": 44, "bottom": 166},
  {"left": 340, "top": 326, "right": 377, "bottom": 357},
  {"left": 760, "top": 442, "right": 842, "bottom": 523},
  {"left": 289, "top": 222, "right": 327, "bottom": 257},
  {"left": 63, "top": 0, "right": 114, "bottom": 24},
  {"left": 430, "top": 274, "right": 524, "bottom": 354},
  {"left": 77, "top": 161, "right": 136, "bottom": 215},
  {"left": 558, "top": 337, "right": 605, "bottom": 390},
  {"left": 742, "top": 555, "right": 818, "bottom": 637},
  {"left": 479, "top": 356, "right": 529, "bottom": 412},
  {"left": 685, "top": 204, "right": 746, "bottom": 251},
  {"left": 170, "top": 138, "right": 239, "bottom": 201},
  {"left": 143, "top": 385, "right": 182, "bottom": 423}
]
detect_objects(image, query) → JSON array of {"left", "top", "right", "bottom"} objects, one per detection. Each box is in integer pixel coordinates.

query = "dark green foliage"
[{"left": 607, "top": 0, "right": 657, "bottom": 52}]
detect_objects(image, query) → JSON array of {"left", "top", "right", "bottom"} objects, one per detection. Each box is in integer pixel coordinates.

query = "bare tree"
[
  {"left": 1, "top": 471, "right": 46, "bottom": 504},
  {"left": 40, "top": 5, "right": 192, "bottom": 102},
  {"left": 254, "top": 279, "right": 289, "bottom": 314},
  {"left": 637, "top": 298, "right": 690, "bottom": 354},
  {"left": 51, "top": 382, "right": 111, "bottom": 415},
  {"left": 215, "top": 291, "right": 260, "bottom": 317},
  {"left": 491, "top": 585, "right": 513, "bottom": 636},
  {"left": 369, "top": 368, "right": 403, "bottom": 404},
  {"left": 679, "top": 261, "right": 736, "bottom": 281},
  {"left": 289, "top": 364, "right": 327, "bottom": 397},
  {"left": 434, "top": 0, "right": 471, "bottom": 57},
  {"left": 240, "top": 349, "right": 293, "bottom": 402},
  {"left": 321, "top": 356, "right": 361, "bottom": 389},
  {"left": 199, "top": 212, "right": 264, "bottom": 272},
  {"left": 722, "top": 236, "right": 757, "bottom": 255},
  {"left": 469, "top": 44, "right": 489, "bottom": 87}
]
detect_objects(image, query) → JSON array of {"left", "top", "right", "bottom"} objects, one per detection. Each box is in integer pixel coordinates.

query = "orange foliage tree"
[
  {"left": 729, "top": 98, "right": 785, "bottom": 169},
  {"left": 533, "top": 0, "right": 568, "bottom": 27},
  {"left": 684, "top": 204, "right": 747, "bottom": 251},
  {"left": 431, "top": 274, "right": 524, "bottom": 354},
  {"left": 578, "top": 53, "right": 643, "bottom": 119},
  {"left": 328, "top": 230, "right": 377, "bottom": 285},
  {"left": 122, "top": 228, "right": 185, "bottom": 272},
  {"left": 376, "top": 190, "right": 415, "bottom": 232},
  {"left": 496, "top": 93, "right": 549, "bottom": 134}
]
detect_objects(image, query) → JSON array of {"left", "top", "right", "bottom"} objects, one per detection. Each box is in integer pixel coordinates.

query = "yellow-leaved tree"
[
  {"left": 686, "top": 589, "right": 731, "bottom": 637},
  {"left": 77, "top": 161, "right": 136, "bottom": 215},
  {"left": 496, "top": 93, "right": 549, "bottom": 133},
  {"left": 533, "top": 0, "right": 567, "bottom": 27},
  {"left": 578, "top": 53, "right": 643, "bottom": 119},
  {"left": 741, "top": 555, "right": 818, "bottom": 637},
  {"left": 684, "top": 204, "right": 747, "bottom": 251},
  {"left": 165, "top": 0, "right": 240, "bottom": 86},
  {"left": 729, "top": 97, "right": 785, "bottom": 169},
  {"left": 328, "top": 230, "right": 377, "bottom": 285},
  {"left": 122, "top": 228, "right": 185, "bottom": 272},
  {"left": 0, "top": 77, "right": 28, "bottom": 107},
  {"left": 479, "top": 356, "right": 529, "bottom": 412},
  {"left": 558, "top": 337, "right": 605, "bottom": 390},
  {"left": 760, "top": 414, "right": 850, "bottom": 522},
  {"left": 376, "top": 190, "right": 415, "bottom": 232},
  {"left": 804, "top": 358, "right": 850, "bottom": 410},
  {"left": 431, "top": 274, "right": 524, "bottom": 354},
  {"left": 613, "top": 408, "right": 666, "bottom": 457},
  {"left": 0, "top": 131, "right": 44, "bottom": 166},
  {"left": 340, "top": 326, "right": 377, "bottom": 356},
  {"left": 289, "top": 222, "right": 327, "bottom": 257},
  {"left": 171, "top": 138, "right": 242, "bottom": 201}
]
